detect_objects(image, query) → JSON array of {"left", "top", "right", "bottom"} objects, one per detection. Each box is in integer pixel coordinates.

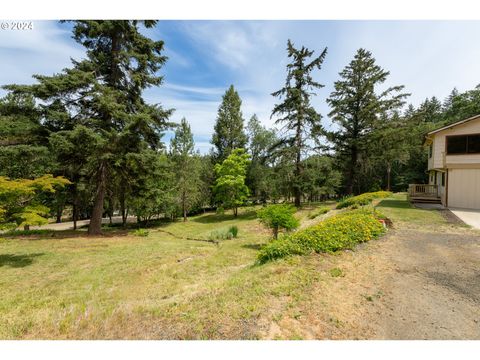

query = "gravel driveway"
[{"left": 372, "top": 228, "right": 480, "bottom": 339}]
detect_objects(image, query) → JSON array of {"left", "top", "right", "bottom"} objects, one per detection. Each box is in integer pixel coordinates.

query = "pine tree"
[
  {"left": 211, "top": 85, "right": 247, "bottom": 162},
  {"left": 170, "top": 118, "right": 201, "bottom": 221},
  {"left": 4, "top": 21, "right": 173, "bottom": 235},
  {"left": 0, "top": 93, "right": 52, "bottom": 179},
  {"left": 271, "top": 39, "right": 327, "bottom": 207},
  {"left": 327, "top": 48, "right": 408, "bottom": 195},
  {"left": 246, "top": 114, "right": 278, "bottom": 203}
]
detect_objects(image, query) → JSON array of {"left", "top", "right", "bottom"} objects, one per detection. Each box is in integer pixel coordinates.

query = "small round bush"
[{"left": 257, "top": 204, "right": 299, "bottom": 239}]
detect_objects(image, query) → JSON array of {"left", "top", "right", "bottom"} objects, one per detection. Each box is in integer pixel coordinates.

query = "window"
[
  {"left": 429, "top": 144, "right": 433, "bottom": 158},
  {"left": 441, "top": 172, "right": 445, "bottom": 187},
  {"left": 446, "top": 134, "right": 480, "bottom": 154},
  {"left": 447, "top": 135, "right": 467, "bottom": 154},
  {"left": 468, "top": 134, "right": 480, "bottom": 153}
]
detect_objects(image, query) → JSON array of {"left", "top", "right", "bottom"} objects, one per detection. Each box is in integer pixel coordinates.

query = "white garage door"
[{"left": 448, "top": 168, "right": 480, "bottom": 209}]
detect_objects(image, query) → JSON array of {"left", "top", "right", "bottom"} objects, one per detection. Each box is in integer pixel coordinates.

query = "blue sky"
[{"left": 1, "top": 20, "right": 480, "bottom": 153}]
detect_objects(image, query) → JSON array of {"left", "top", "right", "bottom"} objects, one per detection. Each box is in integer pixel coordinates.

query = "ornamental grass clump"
[
  {"left": 336, "top": 191, "right": 392, "bottom": 209},
  {"left": 257, "top": 209, "right": 386, "bottom": 264},
  {"left": 208, "top": 226, "right": 239, "bottom": 241}
]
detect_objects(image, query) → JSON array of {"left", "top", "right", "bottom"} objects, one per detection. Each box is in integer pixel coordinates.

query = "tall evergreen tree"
[
  {"left": 0, "top": 93, "right": 52, "bottom": 179},
  {"left": 327, "top": 48, "right": 408, "bottom": 194},
  {"left": 211, "top": 85, "right": 247, "bottom": 162},
  {"left": 246, "top": 114, "right": 278, "bottom": 203},
  {"left": 271, "top": 39, "right": 327, "bottom": 207},
  {"left": 4, "top": 21, "right": 173, "bottom": 235},
  {"left": 170, "top": 118, "right": 201, "bottom": 221},
  {"left": 442, "top": 85, "right": 480, "bottom": 124}
]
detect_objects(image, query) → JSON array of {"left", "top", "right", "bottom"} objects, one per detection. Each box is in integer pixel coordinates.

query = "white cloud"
[
  {"left": 163, "top": 82, "right": 226, "bottom": 96},
  {"left": 0, "top": 21, "right": 85, "bottom": 86}
]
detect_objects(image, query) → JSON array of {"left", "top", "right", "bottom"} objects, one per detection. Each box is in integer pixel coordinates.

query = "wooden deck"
[{"left": 408, "top": 184, "right": 442, "bottom": 204}]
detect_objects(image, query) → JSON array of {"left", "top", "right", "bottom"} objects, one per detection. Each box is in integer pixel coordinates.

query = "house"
[{"left": 409, "top": 114, "right": 480, "bottom": 210}]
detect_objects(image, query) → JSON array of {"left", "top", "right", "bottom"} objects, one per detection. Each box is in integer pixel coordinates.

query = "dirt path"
[
  {"left": 371, "top": 228, "right": 480, "bottom": 339},
  {"left": 29, "top": 216, "right": 138, "bottom": 231}
]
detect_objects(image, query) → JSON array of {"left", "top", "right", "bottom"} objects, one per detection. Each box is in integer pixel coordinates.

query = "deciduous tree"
[{"left": 213, "top": 148, "right": 250, "bottom": 217}]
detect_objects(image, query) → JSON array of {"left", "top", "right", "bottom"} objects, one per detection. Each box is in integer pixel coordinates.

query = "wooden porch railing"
[{"left": 408, "top": 184, "right": 439, "bottom": 198}]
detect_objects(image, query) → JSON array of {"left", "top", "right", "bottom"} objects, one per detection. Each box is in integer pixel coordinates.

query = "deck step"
[{"left": 411, "top": 198, "right": 442, "bottom": 204}]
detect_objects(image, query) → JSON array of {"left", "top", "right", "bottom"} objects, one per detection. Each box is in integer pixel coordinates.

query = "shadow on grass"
[
  {"left": 3, "top": 229, "right": 130, "bottom": 240},
  {"left": 241, "top": 243, "right": 264, "bottom": 250},
  {"left": 0, "top": 253, "right": 44, "bottom": 268},
  {"left": 192, "top": 210, "right": 257, "bottom": 224}
]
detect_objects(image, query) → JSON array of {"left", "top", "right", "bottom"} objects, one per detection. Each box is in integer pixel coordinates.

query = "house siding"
[
  {"left": 426, "top": 117, "right": 480, "bottom": 209},
  {"left": 428, "top": 119, "right": 480, "bottom": 170}
]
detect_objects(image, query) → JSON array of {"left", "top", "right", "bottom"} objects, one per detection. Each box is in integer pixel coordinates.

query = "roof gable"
[{"left": 427, "top": 114, "right": 480, "bottom": 136}]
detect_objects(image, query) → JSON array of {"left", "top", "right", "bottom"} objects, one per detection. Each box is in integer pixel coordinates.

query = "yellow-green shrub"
[
  {"left": 336, "top": 191, "right": 392, "bottom": 209},
  {"left": 257, "top": 209, "right": 385, "bottom": 264}
]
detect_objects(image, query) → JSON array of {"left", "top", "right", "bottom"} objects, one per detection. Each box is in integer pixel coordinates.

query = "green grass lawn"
[
  {"left": 0, "top": 205, "right": 331, "bottom": 339},
  {"left": 375, "top": 193, "right": 447, "bottom": 229},
  {"left": 0, "top": 195, "right": 456, "bottom": 339}
]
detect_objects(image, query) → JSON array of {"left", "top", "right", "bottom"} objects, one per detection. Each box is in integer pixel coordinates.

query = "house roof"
[
  {"left": 427, "top": 114, "right": 480, "bottom": 136},
  {"left": 423, "top": 114, "right": 480, "bottom": 145}
]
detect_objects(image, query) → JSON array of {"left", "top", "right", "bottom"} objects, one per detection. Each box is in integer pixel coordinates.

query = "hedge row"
[
  {"left": 257, "top": 209, "right": 386, "bottom": 264},
  {"left": 336, "top": 191, "right": 392, "bottom": 209}
]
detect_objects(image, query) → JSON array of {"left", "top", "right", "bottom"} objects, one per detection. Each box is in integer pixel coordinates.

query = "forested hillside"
[{"left": 1, "top": 20, "right": 480, "bottom": 233}]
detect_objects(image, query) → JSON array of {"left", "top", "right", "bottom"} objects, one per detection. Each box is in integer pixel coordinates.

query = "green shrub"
[
  {"left": 228, "top": 225, "right": 239, "bottom": 238},
  {"left": 336, "top": 191, "right": 392, "bottom": 209},
  {"left": 308, "top": 207, "right": 329, "bottom": 219},
  {"left": 132, "top": 228, "right": 149, "bottom": 237},
  {"left": 257, "top": 209, "right": 385, "bottom": 264},
  {"left": 256, "top": 237, "right": 310, "bottom": 263},
  {"left": 257, "top": 204, "right": 299, "bottom": 239}
]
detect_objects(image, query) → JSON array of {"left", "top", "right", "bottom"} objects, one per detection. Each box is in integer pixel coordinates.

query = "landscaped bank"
[
  {"left": 336, "top": 191, "right": 392, "bottom": 209},
  {"left": 257, "top": 209, "right": 386, "bottom": 264}
]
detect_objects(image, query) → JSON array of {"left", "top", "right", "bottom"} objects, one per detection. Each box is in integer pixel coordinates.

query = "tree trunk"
[
  {"left": 72, "top": 187, "right": 78, "bottom": 230},
  {"left": 73, "top": 202, "right": 78, "bottom": 231},
  {"left": 88, "top": 163, "right": 107, "bottom": 235},
  {"left": 386, "top": 163, "right": 392, "bottom": 191},
  {"left": 182, "top": 191, "right": 187, "bottom": 222},
  {"left": 234, "top": 207, "right": 238, "bottom": 217},
  {"left": 347, "top": 145, "right": 357, "bottom": 195},
  {"left": 294, "top": 124, "right": 302, "bottom": 208},
  {"left": 24, "top": 225, "right": 30, "bottom": 231},
  {"left": 273, "top": 226, "right": 278, "bottom": 240},
  {"left": 120, "top": 188, "right": 127, "bottom": 227}
]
